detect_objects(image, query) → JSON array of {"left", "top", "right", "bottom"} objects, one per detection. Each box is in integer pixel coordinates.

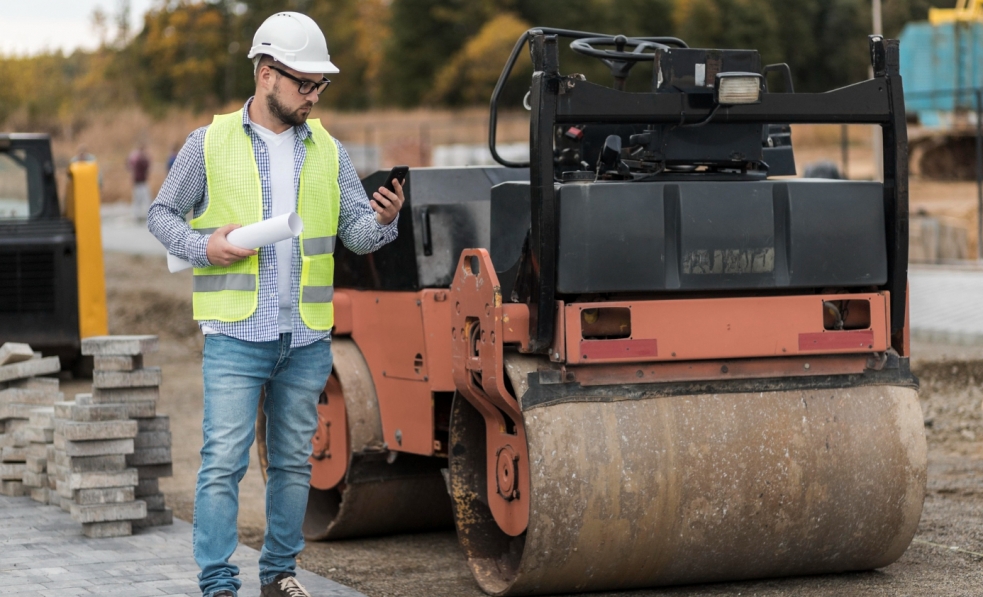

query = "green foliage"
[
  {"left": 0, "top": 0, "right": 961, "bottom": 130},
  {"left": 428, "top": 13, "right": 533, "bottom": 106}
]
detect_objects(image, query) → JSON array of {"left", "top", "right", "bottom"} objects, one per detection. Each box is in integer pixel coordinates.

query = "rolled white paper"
[{"left": 167, "top": 212, "right": 304, "bottom": 273}]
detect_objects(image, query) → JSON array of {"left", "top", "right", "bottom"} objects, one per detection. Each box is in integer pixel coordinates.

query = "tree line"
[{"left": 0, "top": 0, "right": 951, "bottom": 132}]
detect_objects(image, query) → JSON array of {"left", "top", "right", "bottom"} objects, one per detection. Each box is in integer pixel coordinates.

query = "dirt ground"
[{"left": 63, "top": 252, "right": 983, "bottom": 597}]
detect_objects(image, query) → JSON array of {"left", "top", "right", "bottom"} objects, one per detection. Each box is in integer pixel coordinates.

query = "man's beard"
[{"left": 266, "top": 83, "right": 312, "bottom": 127}]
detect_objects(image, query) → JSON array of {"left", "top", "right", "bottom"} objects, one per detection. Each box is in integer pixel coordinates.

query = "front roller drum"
[
  {"left": 257, "top": 338, "right": 453, "bottom": 540},
  {"left": 449, "top": 383, "right": 927, "bottom": 596}
]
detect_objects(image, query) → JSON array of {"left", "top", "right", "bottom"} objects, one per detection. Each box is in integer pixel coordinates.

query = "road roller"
[{"left": 257, "top": 29, "right": 926, "bottom": 595}]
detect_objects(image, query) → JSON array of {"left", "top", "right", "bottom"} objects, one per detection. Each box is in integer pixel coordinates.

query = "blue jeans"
[{"left": 194, "top": 333, "right": 332, "bottom": 597}]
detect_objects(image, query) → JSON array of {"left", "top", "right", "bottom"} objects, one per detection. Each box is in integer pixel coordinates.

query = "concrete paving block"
[
  {"left": 60, "top": 453, "right": 127, "bottom": 473},
  {"left": 0, "top": 387, "right": 64, "bottom": 405},
  {"left": 22, "top": 470, "right": 46, "bottom": 487},
  {"left": 2, "top": 445, "right": 27, "bottom": 462},
  {"left": 68, "top": 468, "right": 139, "bottom": 490},
  {"left": 135, "top": 478, "right": 159, "bottom": 497},
  {"left": 136, "top": 463, "right": 173, "bottom": 479},
  {"left": 0, "top": 356, "right": 61, "bottom": 383},
  {"left": 56, "top": 478, "right": 73, "bottom": 498},
  {"left": 75, "top": 486, "right": 135, "bottom": 504},
  {"left": 25, "top": 455, "right": 46, "bottom": 473},
  {"left": 0, "top": 342, "right": 35, "bottom": 366},
  {"left": 126, "top": 447, "right": 172, "bottom": 466},
  {"left": 58, "top": 437, "right": 134, "bottom": 457},
  {"left": 29, "top": 486, "right": 49, "bottom": 504},
  {"left": 94, "top": 354, "right": 144, "bottom": 372},
  {"left": 47, "top": 472, "right": 57, "bottom": 489},
  {"left": 75, "top": 393, "right": 92, "bottom": 405},
  {"left": 8, "top": 376, "right": 59, "bottom": 390},
  {"left": 124, "top": 401, "right": 157, "bottom": 418},
  {"left": 46, "top": 443, "right": 56, "bottom": 462},
  {"left": 81, "top": 335, "right": 158, "bottom": 356},
  {"left": 59, "top": 495, "right": 72, "bottom": 511},
  {"left": 21, "top": 426, "right": 54, "bottom": 443},
  {"left": 137, "top": 415, "right": 170, "bottom": 432},
  {"left": 141, "top": 492, "right": 166, "bottom": 511},
  {"left": 134, "top": 431, "right": 171, "bottom": 449},
  {"left": 6, "top": 418, "right": 27, "bottom": 433},
  {"left": 28, "top": 407, "right": 54, "bottom": 428},
  {"left": 71, "top": 499, "right": 146, "bottom": 523},
  {"left": 0, "top": 480, "right": 25, "bottom": 496},
  {"left": 25, "top": 442, "right": 47, "bottom": 459},
  {"left": 10, "top": 427, "right": 30, "bottom": 447},
  {"left": 1, "top": 402, "right": 49, "bottom": 420},
  {"left": 92, "top": 368, "right": 162, "bottom": 389},
  {"left": 82, "top": 520, "right": 133, "bottom": 537},
  {"left": 0, "top": 462, "right": 25, "bottom": 479},
  {"left": 131, "top": 507, "right": 173, "bottom": 529},
  {"left": 90, "top": 386, "right": 160, "bottom": 403},
  {"left": 56, "top": 419, "right": 138, "bottom": 441},
  {"left": 55, "top": 401, "right": 128, "bottom": 422}
]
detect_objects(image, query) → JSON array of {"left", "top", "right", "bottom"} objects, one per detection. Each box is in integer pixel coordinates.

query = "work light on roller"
[{"left": 715, "top": 72, "right": 764, "bottom": 105}]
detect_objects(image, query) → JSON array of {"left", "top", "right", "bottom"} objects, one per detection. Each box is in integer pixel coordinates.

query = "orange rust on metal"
[
  {"left": 501, "top": 303, "right": 531, "bottom": 348},
  {"left": 332, "top": 290, "right": 353, "bottom": 335},
  {"left": 567, "top": 354, "right": 870, "bottom": 387},
  {"left": 551, "top": 300, "right": 566, "bottom": 362},
  {"left": 309, "top": 374, "right": 349, "bottom": 490},
  {"left": 564, "top": 293, "right": 890, "bottom": 365},
  {"left": 346, "top": 290, "right": 434, "bottom": 456},
  {"left": 420, "top": 289, "right": 457, "bottom": 392},
  {"left": 902, "top": 282, "right": 911, "bottom": 357},
  {"left": 450, "top": 249, "right": 530, "bottom": 536}
]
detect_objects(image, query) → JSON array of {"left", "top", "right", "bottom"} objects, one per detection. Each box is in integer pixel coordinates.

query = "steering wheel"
[{"left": 570, "top": 35, "right": 662, "bottom": 90}]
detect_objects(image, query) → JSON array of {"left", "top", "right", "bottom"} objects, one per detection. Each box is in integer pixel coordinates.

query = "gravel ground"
[{"left": 64, "top": 252, "right": 983, "bottom": 597}]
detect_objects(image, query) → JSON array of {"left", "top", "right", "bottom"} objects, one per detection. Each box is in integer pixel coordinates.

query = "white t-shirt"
[{"left": 250, "top": 122, "right": 297, "bottom": 333}]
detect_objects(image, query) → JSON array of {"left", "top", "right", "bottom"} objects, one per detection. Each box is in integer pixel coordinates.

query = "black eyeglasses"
[{"left": 269, "top": 65, "right": 331, "bottom": 96}]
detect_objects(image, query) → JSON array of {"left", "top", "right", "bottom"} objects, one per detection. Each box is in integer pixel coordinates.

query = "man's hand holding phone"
[{"left": 372, "top": 165, "right": 408, "bottom": 225}]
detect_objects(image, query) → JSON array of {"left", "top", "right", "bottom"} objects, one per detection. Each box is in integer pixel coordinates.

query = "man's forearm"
[{"left": 147, "top": 128, "right": 212, "bottom": 268}]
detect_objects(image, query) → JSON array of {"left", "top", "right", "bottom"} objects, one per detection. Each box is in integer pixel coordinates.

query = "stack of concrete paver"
[
  {"left": 52, "top": 394, "right": 145, "bottom": 537},
  {"left": 21, "top": 406, "right": 56, "bottom": 503},
  {"left": 83, "top": 335, "right": 173, "bottom": 529},
  {"left": 0, "top": 342, "right": 62, "bottom": 498}
]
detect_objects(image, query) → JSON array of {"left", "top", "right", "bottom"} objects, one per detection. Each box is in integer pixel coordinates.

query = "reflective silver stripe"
[
  {"left": 193, "top": 274, "right": 256, "bottom": 292},
  {"left": 194, "top": 227, "right": 219, "bottom": 235},
  {"left": 303, "top": 236, "right": 336, "bottom": 255},
  {"left": 302, "top": 285, "right": 334, "bottom": 303}
]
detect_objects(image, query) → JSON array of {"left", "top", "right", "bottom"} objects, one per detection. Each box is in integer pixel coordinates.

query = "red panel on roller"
[
  {"left": 581, "top": 339, "right": 659, "bottom": 360},
  {"left": 798, "top": 330, "right": 875, "bottom": 351}
]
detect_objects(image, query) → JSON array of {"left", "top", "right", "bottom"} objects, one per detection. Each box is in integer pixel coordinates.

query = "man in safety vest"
[{"left": 148, "top": 12, "right": 403, "bottom": 597}]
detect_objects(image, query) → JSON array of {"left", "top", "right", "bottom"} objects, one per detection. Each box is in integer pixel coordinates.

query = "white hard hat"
[{"left": 248, "top": 12, "right": 339, "bottom": 74}]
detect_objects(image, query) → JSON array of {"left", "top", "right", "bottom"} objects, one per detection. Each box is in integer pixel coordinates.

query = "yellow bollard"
[{"left": 65, "top": 161, "right": 108, "bottom": 339}]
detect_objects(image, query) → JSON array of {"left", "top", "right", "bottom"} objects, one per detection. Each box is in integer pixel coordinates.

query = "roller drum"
[{"left": 450, "top": 383, "right": 926, "bottom": 595}]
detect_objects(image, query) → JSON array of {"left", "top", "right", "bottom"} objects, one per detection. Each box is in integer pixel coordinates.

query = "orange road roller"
[{"left": 257, "top": 29, "right": 925, "bottom": 595}]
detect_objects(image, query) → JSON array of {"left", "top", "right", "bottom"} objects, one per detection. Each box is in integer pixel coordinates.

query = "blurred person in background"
[
  {"left": 127, "top": 143, "right": 151, "bottom": 220},
  {"left": 147, "top": 11, "right": 404, "bottom": 597}
]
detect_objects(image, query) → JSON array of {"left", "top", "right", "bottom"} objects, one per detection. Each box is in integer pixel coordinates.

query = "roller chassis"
[{"left": 252, "top": 29, "right": 925, "bottom": 597}]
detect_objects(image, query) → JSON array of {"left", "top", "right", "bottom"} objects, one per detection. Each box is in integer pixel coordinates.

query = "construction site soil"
[{"left": 58, "top": 252, "right": 983, "bottom": 597}]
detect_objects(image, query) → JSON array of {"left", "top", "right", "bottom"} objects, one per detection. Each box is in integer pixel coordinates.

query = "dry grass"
[{"left": 48, "top": 105, "right": 530, "bottom": 205}]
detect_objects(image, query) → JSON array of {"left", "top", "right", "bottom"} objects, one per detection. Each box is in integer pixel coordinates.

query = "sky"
[{"left": 0, "top": 0, "right": 156, "bottom": 56}]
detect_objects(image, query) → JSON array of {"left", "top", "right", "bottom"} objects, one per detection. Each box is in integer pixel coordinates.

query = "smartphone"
[{"left": 382, "top": 165, "right": 409, "bottom": 194}]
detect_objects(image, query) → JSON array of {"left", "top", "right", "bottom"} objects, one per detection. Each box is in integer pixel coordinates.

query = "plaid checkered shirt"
[{"left": 147, "top": 98, "right": 398, "bottom": 347}]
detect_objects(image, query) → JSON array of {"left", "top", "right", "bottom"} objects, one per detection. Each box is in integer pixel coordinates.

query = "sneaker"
[
  {"left": 261, "top": 573, "right": 311, "bottom": 597},
  {"left": 213, "top": 592, "right": 235, "bottom": 597}
]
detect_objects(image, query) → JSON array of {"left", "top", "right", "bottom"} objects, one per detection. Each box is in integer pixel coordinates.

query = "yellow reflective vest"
[{"left": 190, "top": 109, "right": 340, "bottom": 331}]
